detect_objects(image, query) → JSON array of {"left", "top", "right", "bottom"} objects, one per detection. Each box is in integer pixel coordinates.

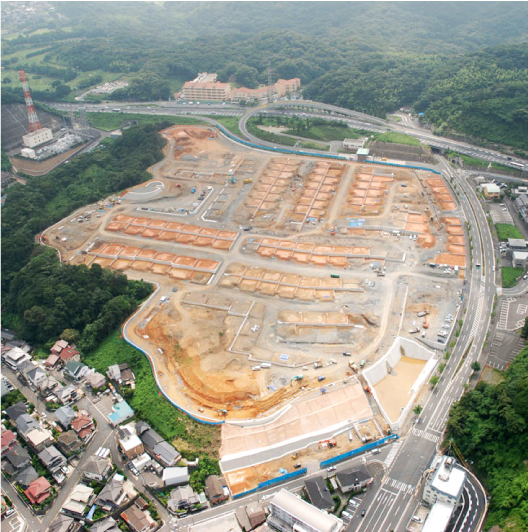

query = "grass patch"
[
  {"left": 246, "top": 118, "right": 298, "bottom": 147},
  {"left": 83, "top": 330, "right": 221, "bottom": 457},
  {"left": 501, "top": 267, "right": 524, "bottom": 288},
  {"left": 495, "top": 223, "right": 524, "bottom": 241},
  {"left": 372, "top": 131, "right": 421, "bottom": 146},
  {"left": 87, "top": 112, "right": 205, "bottom": 131},
  {"left": 204, "top": 115, "right": 243, "bottom": 137},
  {"left": 300, "top": 141, "right": 330, "bottom": 151},
  {"left": 284, "top": 124, "right": 365, "bottom": 142},
  {"left": 388, "top": 115, "right": 402, "bottom": 122}
]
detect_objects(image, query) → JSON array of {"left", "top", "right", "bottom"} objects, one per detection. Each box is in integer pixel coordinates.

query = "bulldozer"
[
  {"left": 291, "top": 452, "right": 300, "bottom": 459},
  {"left": 243, "top": 178, "right": 253, "bottom": 184}
]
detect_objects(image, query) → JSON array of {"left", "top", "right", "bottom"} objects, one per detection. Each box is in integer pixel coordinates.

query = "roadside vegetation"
[
  {"left": 501, "top": 267, "right": 524, "bottom": 288},
  {"left": 1, "top": 150, "right": 12, "bottom": 172},
  {"left": 204, "top": 115, "right": 244, "bottom": 138},
  {"left": 87, "top": 112, "right": 205, "bottom": 131},
  {"left": 495, "top": 223, "right": 524, "bottom": 241},
  {"left": 446, "top": 346, "right": 528, "bottom": 531},
  {"left": 372, "top": 131, "right": 421, "bottom": 147}
]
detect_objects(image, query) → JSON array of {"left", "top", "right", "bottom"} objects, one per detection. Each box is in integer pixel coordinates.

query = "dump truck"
[
  {"left": 417, "top": 310, "right": 430, "bottom": 317},
  {"left": 349, "top": 361, "right": 359, "bottom": 372},
  {"left": 314, "top": 359, "right": 323, "bottom": 369},
  {"left": 409, "top": 327, "right": 420, "bottom": 334}
]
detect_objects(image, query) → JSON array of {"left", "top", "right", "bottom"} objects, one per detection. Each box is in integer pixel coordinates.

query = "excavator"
[
  {"left": 291, "top": 375, "right": 304, "bottom": 386},
  {"left": 423, "top": 316, "right": 429, "bottom": 329}
]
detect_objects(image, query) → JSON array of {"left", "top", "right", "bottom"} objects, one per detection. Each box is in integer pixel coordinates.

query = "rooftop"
[
  {"left": 108, "top": 400, "right": 134, "bottom": 425},
  {"left": 422, "top": 500, "right": 453, "bottom": 532},
  {"left": 430, "top": 456, "right": 466, "bottom": 500},
  {"left": 357, "top": 148, "right": 370, "bottom": 155}
]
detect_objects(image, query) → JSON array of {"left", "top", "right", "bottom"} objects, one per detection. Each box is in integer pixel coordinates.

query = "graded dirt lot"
[{"left": 43, "top": 124, "right": 465, "bottom": 467}]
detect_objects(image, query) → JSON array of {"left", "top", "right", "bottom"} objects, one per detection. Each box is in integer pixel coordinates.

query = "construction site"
[{"left": 43, "top": 123, "right": 466, "bottom": 494}]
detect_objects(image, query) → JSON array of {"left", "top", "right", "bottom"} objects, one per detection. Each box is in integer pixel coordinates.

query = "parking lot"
[
  {"left": 2, "top": 508, "right": 26, "bottom": 532},
  {"left": 340, "top": 494, "right": 364, "bottom": 525},
  {"left": 488, "top": 202, "right": 513, "bottom": 224}
]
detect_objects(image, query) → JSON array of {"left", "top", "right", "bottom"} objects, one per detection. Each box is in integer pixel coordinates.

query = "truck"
[
  {"left": 417, "top": 310, "right": 430, "bottom": 317},
  {"left": 409, "top": 327, "right": 420, "bottom": 334},
  {"left": 330, "top": 273, "right": 340, "bottom": 279},
  {"left": 314, "top": 359, "right": 323, "bottom": 369},
  {"left": 349, "top": 361, "right": 359, "bottom": 372},
  {"left": 318, "top": 376, "right": 326, "bottom": 382},
  {"left": 359, "top": 359, "right": 366, "bottom": 368},
  {"left": 342, "top": 351, "right": 352, "bottom": 357}
]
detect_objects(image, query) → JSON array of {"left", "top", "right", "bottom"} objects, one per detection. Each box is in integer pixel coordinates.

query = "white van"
[
  {"left": 252, "top": 366, "right": 261, "bottom": 371},
  {"left": 260, "top": 363, "right": 271, "bottom": 368}
]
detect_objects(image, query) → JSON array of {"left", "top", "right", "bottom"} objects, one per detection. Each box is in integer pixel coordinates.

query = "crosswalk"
[
  {"left": 385, "top": 477, "right": 415, "bottom": 495},
  {"left": 468, "top": 284, "right": 486, "bottom": 342},
  {"left": 412, "top": 427, "right": 441, "bottom": 443},
  {"left": 384, "top": 441, "right": 402, "bottom": 469}
]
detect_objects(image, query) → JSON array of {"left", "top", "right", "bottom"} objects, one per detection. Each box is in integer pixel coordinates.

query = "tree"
[
  {"left": 471, "top": 361, "right": 481, "bottom": 372},
  {"left": 521, "top": 316, "right": 528, "bottom": 338},
  {"left": 413, "top": 405, "right": 423, "bottom": 415},
  {"left": 60, "top": 328, "right": 80, "bottom": 344},
  {"left": 430, "top": 375, "right": 439, "bottom": 387}
]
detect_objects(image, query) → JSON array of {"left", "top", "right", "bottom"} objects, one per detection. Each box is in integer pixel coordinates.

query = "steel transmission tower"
[{"left": 18, "top": 70, "right": 43, "bottom": 133}]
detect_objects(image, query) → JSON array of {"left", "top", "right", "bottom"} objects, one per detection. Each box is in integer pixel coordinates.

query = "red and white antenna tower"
[{"left": 18, "top": 70, "right": 43, "bottom": 133}]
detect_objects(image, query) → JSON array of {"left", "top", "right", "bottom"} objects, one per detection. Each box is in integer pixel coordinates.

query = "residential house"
[
  {"left": 55, "top": 384, "right": 77, "bottom": 405},
  {"left": 25, "top": 427, "right": 54, "bottom": 452},
  {"left": 56, "top": 406, "right": 77, "bottom": 430},
  {"left": 1, "top": 429, "right": 17, "bottom": 456},
  {"left": 335, "top": 467, "right": 373, "bottom": 494},
  {"left": 117, "top": 424, "right": 144, "bottom": 460},
  {"left": 121, "top": 504, "right": 155, "bottom": 532},
  {"left": 96, "top": 474, "right": 126, "bottom": 510},
  {"left": 50, "top": 340, "right": 68, "bottom": 356},
  {"left": 135, "top": 497, "right": 149, "bottom": 511},
  {"left": 59, "top": 348, "right": 79, "bottom": 363},
  {"left": 85, "top": 371, "right": 106, "bottom": 389},
  {"left": 37, "top": 375, "right": 60, "bottom": 398},
  {"left": 71, "top": 413, "right": 94, "bottom": 441},
  {"left": 57, "top": 431, "right": 83, "bottom": 456},
  {"left": 167, "top": 484, "right": 200, "bottom": 513},
  {"left": 38, "top": 445, "right": 67, "bottom": 474},
  {"left": 152, "top": 441, "right": 180, "bottom": 467},
  {"left": 15, "top": 414, "right": 39, "bottom": 436},
  {"left": 15, "top": 466, "right": 39, "bottom": 488},
  {"left": 83, "top": 456, "right": 112, "bottom": 482},
  {"left": 24, "top": 476, "right": 51, "bottom": 505},
  {"left": 45, "top": 354, "right": 60, "bottom": 370},
  {"left": 236, "top": 503, "right": 266, "bottom": 531},
  {"left": 62, "top": 483, "right": 94, "bottom": 518},
  {"left": 48, "top": 514, "right": 77, "bottom": 532},
  {"left": 139, "top": 426, "right": 164, "bottom": 452},
  {"left": 162, "top": 467, "right": 189, "bottom": 487},
  {"left": 91, "top": 517, "right": 121, "bottom": 532},
  {"left": 205, "top": 475, "right": 229, "bottom": 504},
  {"left": 2, "top": 347, "right": 31, "bottom": 371},
  {"left": 64, "top": 361, "right": 89, "bottom": 382},
  {"left": 5, "top": 401, "right": 27, "bottom": 421},
  {"left": 304, "top": 476, "right": 334, "bottom": 511},
  {"left": 2, "top": 443, "right": 31, "bottom": 475},
  {"left": 108, "top": 401, "right": 134, "bottom": 426},
  {"left": 482, "top": 183, "right": 501, "bottom": 199},
  {"left": 24, "top": 366, "right": 47, "bottom": 389},
  {"left": 107, "top": 363, "right": 135, "bottom": 386}
]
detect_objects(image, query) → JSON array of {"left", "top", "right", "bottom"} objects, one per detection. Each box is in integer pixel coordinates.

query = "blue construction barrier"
[
  {"left": 320, "top": 434, "right": 399, "bottom": 468},
  {"left": 214, "top": 125, "right": 442, "bottom": 175},
  {"left": 232, "top": 468, "right": 308, "bottom": 499}
]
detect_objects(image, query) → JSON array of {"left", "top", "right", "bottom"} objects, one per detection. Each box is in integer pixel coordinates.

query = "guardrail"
[
  {"left": 213, "top": 124, "right": 442, "bottom": 175},
  {"left": 232, "top": 467, "right": 308, "bottom": 499},
  {"left": 320, "top": 434, "right": 399, "bottom": 468}
]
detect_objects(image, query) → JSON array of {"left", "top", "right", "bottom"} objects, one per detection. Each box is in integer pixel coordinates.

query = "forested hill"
[
  {"left": 2, "top": 2, "right": 528, "bottom": 148},
  {"left": 446, "top": 348, "right": 528, "bottom": 531}
]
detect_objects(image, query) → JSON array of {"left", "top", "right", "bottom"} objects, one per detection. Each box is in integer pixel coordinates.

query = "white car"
[{"left": 327, "top": 466, "right": 337, "bottom": 472}]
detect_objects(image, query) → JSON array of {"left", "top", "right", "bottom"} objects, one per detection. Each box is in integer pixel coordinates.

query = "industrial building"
[
  {"left": 22, "top": 128, "right": 53, "bottom": 148},
  {"left": 482, "top": 183, "right": 501, "bottom": 199},
  {"left": 512, "top": 251, "right": 528, "bottom": 268},
  {"left": 507, "top": 238, "right": 527, "bottom": 251},
  {"left": 267, "top": 489, "right": 344, "bottom": 532},
  {"left": 356, "top": 148, "right": 370, "bottom": 162},
  {"left": 342, "top": 138, "right": 367, "bottom": 152}
]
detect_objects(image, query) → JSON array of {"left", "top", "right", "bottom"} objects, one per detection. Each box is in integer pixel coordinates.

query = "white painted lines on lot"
[
  {"left": 516, "top": 303, "right": 528, "bottom": 314},
  {"left": 412, "top": 427, "right": 441, "bottom": 443},
  {"left": 498, "top": 299, "right": 512, "bottom": 330}
]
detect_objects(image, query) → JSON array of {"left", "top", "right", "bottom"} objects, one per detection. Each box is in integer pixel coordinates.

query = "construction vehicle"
[
  {"left": 218, "top": 409, "right": 228, "bottom": 416},
  {"left": 319, "top": 439, "right": 337, "bottom": 448},
  {"left": 330, "top": 227, "right": 336, "bottom": 236},
  {"left": 191, "top": 187, "right": 196, "bottom": 194},
  {"left": 423, "top": 316, "right": 429, "bottom": 329},
  {"left": 291, "top": 452, "right": 300, "bottom": 459},
  {"left": 313, "top": 359, "right": 323, "bottom": 369},
  {"left": 349, "top": 361, "right": 359, "bottom": 372},
  {"left": 230, "top": 176, "right": 236, "bottom": 184},
  {"left": 364, "top": 386, "right": 371, "bottom": 394},
  {"left": 320, "top": 387, "right": 327, "bottom": 394},
  {"left": 291, "top": 375, "right": 304, "bottom": 386},
  {"left": 409, "top": 327, "right": 420, "bottom": 334},
  {"left": 417, "top": 310, "right": 430, "bottom": 317},
  {"left": 243, "top": 178, "right": 253, "bottom": 184},
  {"left": 360, "top": 359, "right": 366, "bottom": 368},
  {"left": 330, "top": 273, "right": 340, "bottom": 279},
  {"left": 343, "top": 351, "right": 352, "bottom": 357},
  {"left": 318, "top": 375, "right": 326, "bottom": 382}
]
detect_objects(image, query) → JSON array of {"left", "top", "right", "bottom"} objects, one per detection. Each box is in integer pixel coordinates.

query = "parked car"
[{"left": 327, "top": 466, "right": 337, "bottom": 472}]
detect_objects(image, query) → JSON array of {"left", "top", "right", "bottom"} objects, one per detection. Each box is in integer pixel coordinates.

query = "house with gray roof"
[
  {"left": 15, "top": 414, "right": 39, "bottom": 436},
  {"left": 91, "top": 517, "right": 120, "bottom": 532},
  {"left": 25, "top": 366, "right": 47, "bottom": 389},
  {"left": 95, "top": 474, "right": 126, "bottom": 510},
  {"left": 304, "top": 476, "right": 334, "bottom": 511},
  {"left": 152, "top": 441, "right": 181, "bottom": 467},
  {"left": 56, "top": 406, "right": 77, "bottom": 429},
  {"left": 15, "top": 465, "right": 39, "bottom": 488},
  {"left": 140, "top": 428, "right": 164, "bottom": 451},
  {"left": 48, "top": 514, "right": 77, "bottom": 532},
  {"left": 5, "top": 401, "right": 27, "bottom": 421},
  {"left": 38, "top": 445, "right": 67, "bottom": 474},
  {"left": 83, "top": 456, "right": 112, "bottom": 482},
  {"left": 2, "top": 443, "right": 31, "bottom": 475},
  {"left": 57, "top": 431, "right": 83, "bottom": 456},
  {"left": 55, "top": 384, "right": 77, "bottom": 405}
]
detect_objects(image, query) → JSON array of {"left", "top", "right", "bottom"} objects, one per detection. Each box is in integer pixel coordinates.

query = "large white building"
[
  {"left": 22, "top": 128, "right": 53, "bottom": 148},
  {"left": 422, "top": 456, "right": 466, "bottom": 532},
  {"left": 267, "top": 489, "right": 344, "bottom": 532}
]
